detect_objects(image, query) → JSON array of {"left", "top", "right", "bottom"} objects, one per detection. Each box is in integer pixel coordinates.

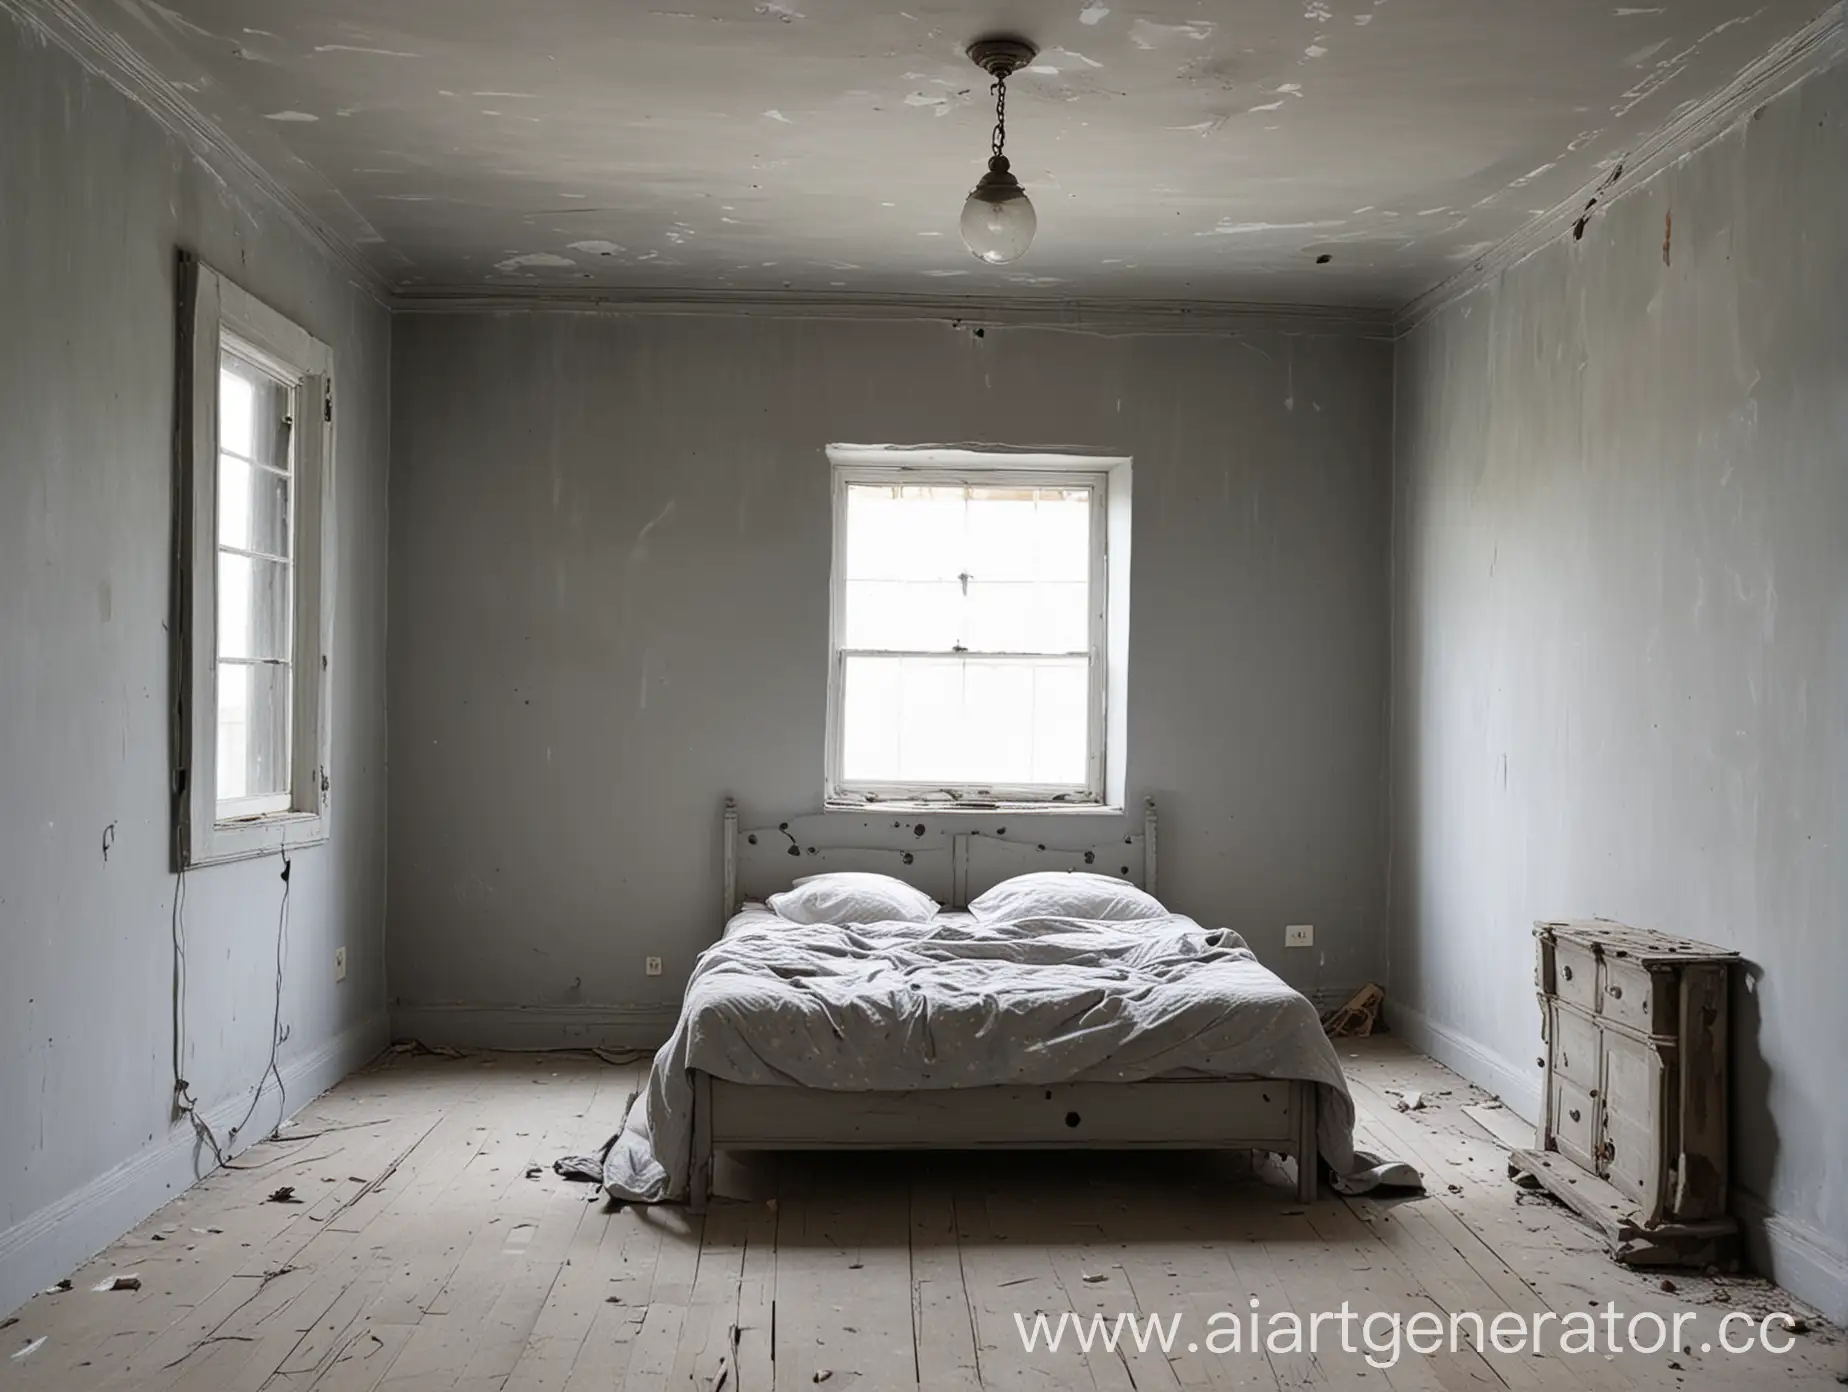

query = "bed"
[
  {"left": 601, "top": 798, "right": 1374, "bottom": 1212},
  {"left": 701, "top": 798, "right": 1316, "bottom": 1209}
]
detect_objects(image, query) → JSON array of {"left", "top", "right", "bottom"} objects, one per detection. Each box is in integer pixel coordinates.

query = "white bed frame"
[{"left": 690, "top": 798, "right": 1318, "bottom": 1210}]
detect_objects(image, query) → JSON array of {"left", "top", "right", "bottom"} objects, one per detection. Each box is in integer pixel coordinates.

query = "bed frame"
[{"left": 689, "top": 797, "right": 1318, "bottom": 1210}]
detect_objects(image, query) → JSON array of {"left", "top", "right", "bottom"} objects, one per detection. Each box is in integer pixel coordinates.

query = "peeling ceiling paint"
[{"left": 82, "top": 0, "right": 1827, "bottom": 305}]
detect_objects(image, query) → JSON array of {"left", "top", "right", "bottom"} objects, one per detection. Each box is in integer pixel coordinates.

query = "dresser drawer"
[
  {"left": 1599, "top": 958, "right": 1657, "bottom": 1034},
  {"left": 1549, "top": 1076, "right": 1600, "bottom": 1172},
  {"left": 1549, "top": 941, "right": 1601, "bottom": 1013},
  {"left": 1548, "top": 1002, "right": 1602, "bottom": 1091}
]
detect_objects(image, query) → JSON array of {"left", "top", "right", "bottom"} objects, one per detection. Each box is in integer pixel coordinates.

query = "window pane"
[
  {"left": 844, "top": 485, "right": 962, "bottom": 581},
  {"left": 840, "top": 654, "right": 1089, "bottom": 789},
  {"left": 964, "top": 579, "right": 1090, "bottom": 653},
  {"left": 216, "top": 660, "right": 291, "bottom": 803},
  {"left": 220, "top": 351, "right": 293, "bottom": 471},
  {"left": 218, "top": 455, "right": 291, "bottom": 556},
  {"left": 217, "top": 552, "right": 291, "bottom": 661},
  {"left": 843, "top": 579, "right": 962, "bottom": 651},
  {"left": 965, "top": 487, "right": 1091, "bottom": 582},
  {"left": 219, "top": 367, "right": 254, "bottom": 459}
]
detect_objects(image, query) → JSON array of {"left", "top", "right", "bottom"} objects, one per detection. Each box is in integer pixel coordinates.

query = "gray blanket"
[{"left": 602, "top": 913, "right": 1406, "bottom": 1202}]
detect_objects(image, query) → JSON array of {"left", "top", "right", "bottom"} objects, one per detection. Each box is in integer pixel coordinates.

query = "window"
[
  {"left": 826, "top": 447, "right": 1132, "bottom": 808},
  {"left": 175, "top": 256, "right": 335, "bottom": 866}
]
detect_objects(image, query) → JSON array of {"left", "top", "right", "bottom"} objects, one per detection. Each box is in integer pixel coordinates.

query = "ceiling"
[{"left": 87, "top": 0, "right": 1824, "bottom": 306}]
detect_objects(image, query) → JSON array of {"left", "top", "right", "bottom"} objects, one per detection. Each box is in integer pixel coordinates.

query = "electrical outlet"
[
  {"left": 334, "top": 946, "right": 348, "bottom": 982},
  {"left": 1285, "top": 924, "right": 1315, "bottom": 948},
  {"left": 645, "top": 956, "right": 663, "bottom": 977}
]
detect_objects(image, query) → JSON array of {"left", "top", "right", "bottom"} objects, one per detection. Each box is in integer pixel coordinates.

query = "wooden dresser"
[{"left": 1511, "top": 919, "right": 1740, "bottom": 1268}]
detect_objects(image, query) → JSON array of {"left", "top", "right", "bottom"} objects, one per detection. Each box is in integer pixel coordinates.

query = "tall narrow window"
[
  {"left": 826, "top": 448, "right": 1131, "bottom": 807},
  {"left": 176, "top": 256, "right": 335, "bottom": 867},
  {"left": 215, "top": 346, "right": 296, "bottom": 817}
]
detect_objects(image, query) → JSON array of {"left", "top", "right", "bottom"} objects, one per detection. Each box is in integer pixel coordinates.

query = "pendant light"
[{"left": 960, "top": 37, "right": 1038, "bottom": 265}]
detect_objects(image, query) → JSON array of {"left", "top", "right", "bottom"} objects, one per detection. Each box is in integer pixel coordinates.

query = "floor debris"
[
  {"left": 1463, "top": 1101, "right": 1532, "bottom": 1150},
  {"left": 1323, "top": 983, "right": 1385, "bottom": 1037},
  {"left": 92, "top": 1275, "right": 141, "bottom": 1292},
  {"left": 10, "top": 1337, "right": 48, "bottom": 1361},
  {"left": 266, "top": 1186, "right": 303, "bottom": 1204},
  {"left": 388, "top": 1039, "right": 467, "bottom": 1058}
]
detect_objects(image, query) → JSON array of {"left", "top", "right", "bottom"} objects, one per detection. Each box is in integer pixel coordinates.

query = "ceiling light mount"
[
  {"left": 966, "top": 36, "right": 1037, "bottom": 78},
  {"left": 959, "top": 34, "right": 1039, "bottom": 265}
]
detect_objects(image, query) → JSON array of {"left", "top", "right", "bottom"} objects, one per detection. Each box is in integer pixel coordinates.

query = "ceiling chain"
[{"left": 990, "top": 72, "right": 1008, "bottom": 159}]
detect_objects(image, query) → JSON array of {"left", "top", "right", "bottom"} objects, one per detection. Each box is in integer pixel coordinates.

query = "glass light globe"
[{"left": 960, "top": 156, "right": 1036, "bottom": 264}]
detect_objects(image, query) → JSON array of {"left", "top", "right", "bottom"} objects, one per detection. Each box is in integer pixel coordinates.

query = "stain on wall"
[
  {"left": 387, "top": 311, "right": 1394, "bottom": 1043},
  {"left": 1389, "top": 58, "right": 1847, "bottom": 1319}
]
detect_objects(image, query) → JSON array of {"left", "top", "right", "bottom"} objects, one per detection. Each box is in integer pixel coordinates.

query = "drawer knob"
[
  {"left": 1608, "top": 984, "right": 1623, "bottom": 1000},
  {"left": 1562, "top": 964, "right": 1574, "bottom": 981},
  {"left": 1569, "top": 1108, "right": 1582, "bottom": 1123}
]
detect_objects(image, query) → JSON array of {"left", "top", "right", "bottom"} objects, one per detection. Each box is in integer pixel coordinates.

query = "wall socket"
[
  {"left": 645, "top": 956, "right": 664, "bottom": 977},
  {"left": 334, "top": 946, "right": 348, "bottom": 981},
  {"left": 1285, "top": 924, "right": 1315, "bottom": 948}
]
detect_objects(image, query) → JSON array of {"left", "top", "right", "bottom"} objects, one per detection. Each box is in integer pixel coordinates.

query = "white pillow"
[
  {"left": 967, "top": 871, "right": 1166, "bottom": 922},
  {"left": 767, "top": 872, "right": 939, "bottom": 926}
]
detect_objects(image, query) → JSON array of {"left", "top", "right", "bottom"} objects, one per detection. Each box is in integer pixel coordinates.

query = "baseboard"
[
  {"left": 389, "top": 1002, "right": 680, "bottom": 1053},
  {"left": 0, "top": 1010, "right": 388, "bottom": 1320},
  {"left": 1385, "top": 999, "right": 1545, "bottom": 1125},
  {"left": 1732, "top": 1191, "right": 1848, "bottom": 1324}
]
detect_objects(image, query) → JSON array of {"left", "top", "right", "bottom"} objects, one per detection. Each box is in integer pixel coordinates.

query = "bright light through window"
[
  {"left": 830, "top": 468, "right": 1108, "bottom": 802},
  {"left": 215, "top": 347, "right": 296, "bottom": 816}
]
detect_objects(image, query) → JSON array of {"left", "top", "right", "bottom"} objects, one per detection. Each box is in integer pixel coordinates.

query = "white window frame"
[
  {"left": 174, "top": 255, "right": 335, "bottom": 867},
  {"left": 824, "top": 446, "right": 1132, "bottom": 810}
]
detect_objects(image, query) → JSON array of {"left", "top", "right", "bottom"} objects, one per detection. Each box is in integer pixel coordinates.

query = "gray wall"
[
  {"left": 0, "top": 12, "right": 392, "bottom": 1316},
  {"left": 1389, "top": 60, "right": 1847, "bottom": 1316},
  {"left": 388, "top": 312, "right": 1394, "bottom": 1043}
]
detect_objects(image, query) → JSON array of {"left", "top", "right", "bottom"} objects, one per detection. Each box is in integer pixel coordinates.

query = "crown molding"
[
  {"left": 4, "top": 0, "right": 394, "bottom": 306},
  {"left": 390, "top": 285, "right": 1397, "bottom": 338},
  {"left": 1394, "top": 2, "right": 1845, "bottom": 335}
]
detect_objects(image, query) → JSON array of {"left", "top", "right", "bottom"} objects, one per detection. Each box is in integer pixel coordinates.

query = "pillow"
[
  {"left": 766, "top": 872, "right": 939, "bottom": 926},
  {"left": 967, "top": 870, "right": 1167, "bottom": 922}
]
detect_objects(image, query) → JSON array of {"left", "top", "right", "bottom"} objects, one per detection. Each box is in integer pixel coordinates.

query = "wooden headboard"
[{"left": 721, "top": 799, "right": 1158, "bottom": 917}]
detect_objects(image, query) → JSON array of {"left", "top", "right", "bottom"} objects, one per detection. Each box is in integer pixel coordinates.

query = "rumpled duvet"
[{"left": 601, "top": 912, "right": 1413, "bottom": 1202}]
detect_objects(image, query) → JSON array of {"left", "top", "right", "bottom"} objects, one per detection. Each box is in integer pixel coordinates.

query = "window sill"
[
  {"left": 184, "top": 810, "right": 327, "bottom": 868},
  {"left": 823, "top": 800, "right": 1126, "bottom": 817}
]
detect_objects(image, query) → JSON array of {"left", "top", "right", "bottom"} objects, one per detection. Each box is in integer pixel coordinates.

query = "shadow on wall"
[{"left": 1729, "top": 963, "right": 1780, "bottom": 1265}]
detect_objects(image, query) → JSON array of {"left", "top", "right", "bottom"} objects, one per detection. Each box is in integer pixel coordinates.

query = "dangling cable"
[
  {"left": 170, "top": 848, "right": 294, "bottom": 1169},
  {"left": 227, "top": 850, "right": 291, "bottom": 1147}
]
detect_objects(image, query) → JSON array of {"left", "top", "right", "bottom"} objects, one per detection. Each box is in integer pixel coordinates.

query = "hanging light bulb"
[{"left": 960, "top": 38, "right": 1038, "bottom": 265}]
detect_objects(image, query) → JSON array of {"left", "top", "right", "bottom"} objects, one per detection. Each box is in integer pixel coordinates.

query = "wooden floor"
[{"left": 2, "top": 1038, "right": 1839, "bottom": 1391}]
